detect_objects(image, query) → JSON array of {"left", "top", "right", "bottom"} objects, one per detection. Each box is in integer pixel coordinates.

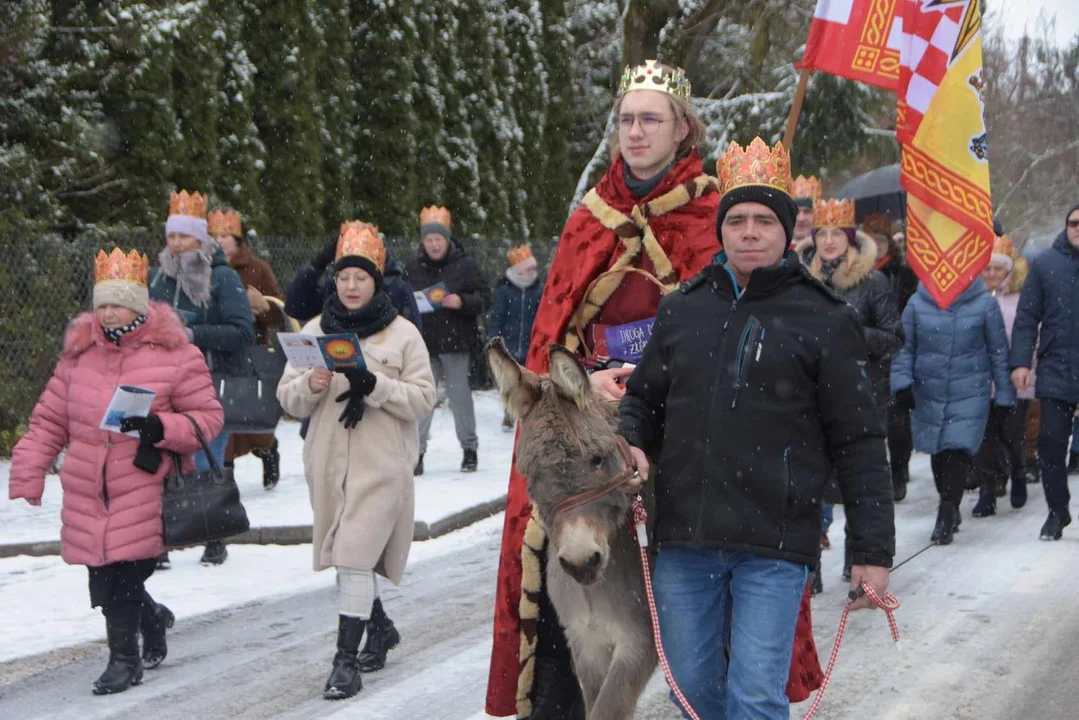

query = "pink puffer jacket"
[{"left": 10, "top": 302, "right": 224, "bottom": 566}]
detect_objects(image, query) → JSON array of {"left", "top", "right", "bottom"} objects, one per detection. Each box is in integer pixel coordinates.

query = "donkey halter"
[{"left": 549, "top": 436, "right": 640, "bottom": 520}]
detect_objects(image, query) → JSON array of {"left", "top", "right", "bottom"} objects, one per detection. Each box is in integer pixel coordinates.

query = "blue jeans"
[
  {"left": 1071, "top": 416, "right": 1079, "bottom": 453},
  {"left": 194, "top": 432, "right": 229, "bottom": 472},
  {"left": 654, "top": 547, "right": 808, "bottom": 720},
  {"left": 821, "top": 503, "right": 834, "bottom": 534}
]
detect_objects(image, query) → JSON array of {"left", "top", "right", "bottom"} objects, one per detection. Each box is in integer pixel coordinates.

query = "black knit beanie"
[
  {"left": 716, "top": 185, "right": 799, "bottom": 245},
  {"left": 333, "top": 255, "right": 384, "bottom": 291}
]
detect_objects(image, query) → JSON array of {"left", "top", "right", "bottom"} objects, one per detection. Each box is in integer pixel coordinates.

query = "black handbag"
[
  {"left": 162, "top": 416, "right": 250, "bottom": 547},
  {"left": 212, "top": 344, "right": 287, "bottom": 434}
]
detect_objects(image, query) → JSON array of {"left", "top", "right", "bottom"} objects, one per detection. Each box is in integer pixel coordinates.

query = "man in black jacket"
[
  {"left": 619, "top": 138, "right": 895, "bottom": 720},
  {"left": 406, "top": 206, "right": 491, "bottom": 474}
]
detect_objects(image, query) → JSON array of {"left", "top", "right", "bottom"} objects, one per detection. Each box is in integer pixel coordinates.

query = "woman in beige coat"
[{"left": 277, "top": 221, "right": 435, "bottom": 701}]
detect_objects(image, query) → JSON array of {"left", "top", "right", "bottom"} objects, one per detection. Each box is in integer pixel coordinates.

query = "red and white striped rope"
[{"left": 631, "top": 495, "right": 901, "bottom": 720}]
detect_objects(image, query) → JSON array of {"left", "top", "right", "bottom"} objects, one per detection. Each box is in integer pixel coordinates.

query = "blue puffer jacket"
[
  {"left": 1010, "top": 230, "right": 1079, "bottom": 404},
  {"left": 891, "top": 279, "right": 1016, "bottom": 454},
  {"left": 486, "top": 275, "right": 543, "bottom": 364}
]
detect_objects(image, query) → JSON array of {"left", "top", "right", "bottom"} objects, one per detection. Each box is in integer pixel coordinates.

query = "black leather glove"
[
  {"left": 336, "top": 392, "right": 366, "bottom": 429},
  {"left": 120, "top": 415, "right": 164, "bottom": 473},
  {"left": 313, "top": 236, "right": 337, "bottom": 272},
  {"left": 893, "top": 388, "right": 915, "bottom": 412},
  {"left": 120, "top": 414, "right": 164, "bottom": 445},
  {"left": 344, "top": 367, "right": 378, "bottom": 396}
]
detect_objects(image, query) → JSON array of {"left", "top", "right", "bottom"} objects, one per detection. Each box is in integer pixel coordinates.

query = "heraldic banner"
[{"left": 800, "top": 0, "right": 994, "bottom": 308}]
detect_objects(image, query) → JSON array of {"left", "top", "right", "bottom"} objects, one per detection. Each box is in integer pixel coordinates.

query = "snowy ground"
[
  {"left": 0, "top": 390, "right": 514, "bottom": 545},
  {"left": 3, "top": 453, "right": 1079, "bottom": 718}
]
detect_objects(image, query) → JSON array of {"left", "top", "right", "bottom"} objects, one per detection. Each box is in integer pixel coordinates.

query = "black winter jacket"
[
  {"left": 796, "top": 232, "right": 903, "bottom": 409},
  {"left": 619, "top": 252, "right": 895, "bottom": 568},
  {"left": 405, "top": 240, "right": 491, "bottom": 355},
  {"left": 878, "top": 250, "right": 919, "bottom": 316}
]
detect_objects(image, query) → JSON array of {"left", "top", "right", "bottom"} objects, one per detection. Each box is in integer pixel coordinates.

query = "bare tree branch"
[{"left": 996, "top": 139, "right": 1079, "bottom": 214}]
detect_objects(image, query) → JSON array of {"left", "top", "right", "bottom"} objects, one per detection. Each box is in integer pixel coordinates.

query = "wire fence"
[{"left": 0, "top": 230, "right": 557, "bottom": 454}]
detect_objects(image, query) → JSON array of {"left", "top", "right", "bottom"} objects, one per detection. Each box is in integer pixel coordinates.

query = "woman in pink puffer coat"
[{"left": 9, "top": 249, "right": 223, "bottom": 696}]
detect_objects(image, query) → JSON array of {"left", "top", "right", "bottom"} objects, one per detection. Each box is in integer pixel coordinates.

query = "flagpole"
[{"left": 783, "top": 69, "right": 812, "bottom": 150}]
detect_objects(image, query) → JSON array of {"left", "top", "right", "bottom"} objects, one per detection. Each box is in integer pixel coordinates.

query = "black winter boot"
[
  {"left": 155, "top": 553, "right": 170, "bottom": 571},
  {"left": 529, "top": 657, "right": 587, "bottom": 720},
  {"left": 140, "top": 601, "right": 175, "bottom": 669},
  {"left": 1069, "top": 452, "right": 1079, "bottom": 475},
  {"left": 841, "top": 545, "right": 852, "bottom": 582},
  {"left": 253, "top": 446, "right": 280, "bottom": 489},
  {"left": 892, "top": 466, "right": 909, "bottom": 502},
  {"left": 92, "top": 604, "right": 143, "bottom": 695},
  {"left": 324, "top": 615, "right": 365, "bottom": 700},
  {"left": 810, "top": 568, "right": 823, "bottom": 596},
  {"left": 461, "top": 449, "right": 478, "bottom": 473},
  {"left": 931, "top": 502, "right": 958, "bottom": 545},
  {"left": 357, "top": 598, "right": 401, "bottom": 672},
  {"left": 972, "top": 491, "right": 996, "bottom": 518},
  {"left": 1039, "top": 509, "right": 1072, "bottom": 541},
  {"left": 413, "top": 454, "right": 424, "bottom": 477},
  {"left": 1010, "top": 473, "right": 1028, "bottom": 509},
  {"left": 200, "top": 540, "right": 228, "bottom": 566}
]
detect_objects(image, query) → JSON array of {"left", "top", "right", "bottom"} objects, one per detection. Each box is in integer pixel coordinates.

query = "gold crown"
[
  {"left": 208, "top": 207, "right": 243, "bottom": 237},
  {"left": 507, "top": 245, "right": 534, "bottom": 266},
  {"left": 420, "top": 205, "right": 452, "bottom": 229},
  {"left": 792, "top": 175, "right": 822, "bottom": 202},
  {"left": 619, "top": 60, "right": 691, "bottom": 102},
  {"left": 993, "top": 234, "right": 1014, "bottom": 257},
  {"left": 813, "top": 199, "right": 857, "bottom": 229},
  {"left": 336, "top": 221, "right": 386, "bottom": 274},
  {"left": 717, "top": 137, "right": 792, "bottom": 197},
  {"left": 94, "top": 248, "right": 149, "bottom": 286},
  {"left": 169, "top": 189, "right": 207, "bottom": 219}
]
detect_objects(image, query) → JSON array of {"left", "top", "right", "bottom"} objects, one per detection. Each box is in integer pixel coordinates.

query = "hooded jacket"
[
  {"left": 9, "top": 303, "right": 224, "bottom": 566},
  {"left": 487, "top": 274, "right": 544, "bottom": 364}
]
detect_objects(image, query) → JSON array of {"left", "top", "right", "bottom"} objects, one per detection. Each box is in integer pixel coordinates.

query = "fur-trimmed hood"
[
  {"left": 62, "top": 301, "right": 190, "bottom": 360},
  {"left": 795, "top": 230, "right": 878, "bottom": 291}
]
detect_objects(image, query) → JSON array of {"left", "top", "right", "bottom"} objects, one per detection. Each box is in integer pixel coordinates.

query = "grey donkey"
[{"left": 487, "top": 338, "right": 658, "bottom": 720}]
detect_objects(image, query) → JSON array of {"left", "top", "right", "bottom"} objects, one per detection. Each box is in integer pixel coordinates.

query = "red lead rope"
[{"left": 630, "top": 496, "right": 901, "bottom": 720}]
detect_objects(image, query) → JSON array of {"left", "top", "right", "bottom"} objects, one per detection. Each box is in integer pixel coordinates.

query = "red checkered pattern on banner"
[{"left": 897, "top": 1, "right": 967, "bottom": 142}]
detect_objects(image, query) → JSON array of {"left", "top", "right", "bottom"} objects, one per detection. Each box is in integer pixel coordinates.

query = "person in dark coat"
[
  {"left": 284, "top": 237, "right": 421, "bottom": 329},
  {"left": 891, "top": 279, "right": 1016, "bottom": 545},
  {"left": 619, "top": 137, "right": 894, "bottom": 720},
  {"left": 862, "top": 214, "right": 920, "bottom": 501},
  {"left": 1010, "top": 202, "right": 1079, "bottom": 540},
  {"left": 486, "top": 244, "right": 542, "bottom": 430},
  {"left": 796, "top": 200, "right": 902, "bottom": 592},
  {"left": 406, "top": 206, "right": 490, "bottom": 474},
  {"left": 148, "top": 190, "right": 255, "bottom": 567}
]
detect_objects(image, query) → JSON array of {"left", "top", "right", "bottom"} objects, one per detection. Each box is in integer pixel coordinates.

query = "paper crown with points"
[
  {"left": 336, "top": 221, "right": 386, "bottom": 274},
  {"left": 813, "top": 199, "right": 857, "bottom": 229},
  {"left": 169, "top": 189, "right": 207, "bottom": 219},
  {"left": 94, "top": 248, "right": 149, "bottom": 287},
  {"left": 619, "top": 59, "right": 691, "bottom": 102},
  {"left": 993, "top": 234, "right": 1014, "bottom": 257},
  {"left": 717, "top": 137, "right": 792, "bottom": 197},
  {"left": 208, "top": 207, "right": 243, "bottom": 237},
  {"left": 507, "top": 245, "right": 534, "bottom": 266},
  {"left": 419, "top": 205, "right": 452, "bottom": 229},
  {"left": 792, "top": 175, "right": 822, "bottom": 202}
]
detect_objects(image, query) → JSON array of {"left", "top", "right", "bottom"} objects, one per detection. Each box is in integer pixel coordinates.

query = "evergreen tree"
[
  {"left": 245, "top": 0, "right": 325, "bottom": 236},
  {"left": 538, "top": 0, "right": 575, "bottom": 239},
  {"left": 171, "top": 3, "right": 222, "bottom": 196},
  {"left": 315, "top": 0, "right": 356, "bottom": 228},
  {"left": 351, "top": 0, "right": 419, "bottom": 237},
  {"left": 411, "top": 0, "right": 448, "bottom": 213},
  {"left": 211, "top": 0, "right": 267, "bottom": 232}
]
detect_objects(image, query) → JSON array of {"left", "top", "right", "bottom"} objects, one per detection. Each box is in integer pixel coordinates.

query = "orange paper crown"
[
  {"left": 94, "top": 248, "right": 149, "bottom": 286},
  {"left": 813, "top": 199, "right": 856, "bottom": 229},
  {"left": 169, "top": 189, "right": 207, "bottom": 219},
  {"left": 507, "top": 245, "right": 534, "bottom": 266},
  {"left": 791, "top": 175, "right": 822, "bottom": 202},
  {"left": 208, "top": 208, "right": 243, "bottom": 237},
  {"left": 618, "top": 59, "right": 691, "bottom": 102},
  {"left": 336, "top": 221, "right": 386, "bottom": 274},
  {"left": 992, "top": 235, "right": 1014, "bottom": 257},
  {"left": 419, "top": 205, "right": 452, "bottom": 229},
  {"left": 717, "top": 138, "right": 792, "bottom": 197}
]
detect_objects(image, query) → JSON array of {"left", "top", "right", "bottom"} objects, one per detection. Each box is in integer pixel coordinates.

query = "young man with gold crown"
[
  {"left": 791, "top": 174, "right": 822, "bottom": 248},
  {"left": 620, "top": 138, "right": 896, "bottom": 719},
  {"left": 485, "top": 62, "right": 823, "bottom": 719}
]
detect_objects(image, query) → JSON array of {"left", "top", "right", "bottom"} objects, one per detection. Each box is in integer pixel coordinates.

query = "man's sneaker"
[
  {"left": 1040, "top": 509, "right": 1072, "bottom": 541},
  {"left": 200, "top": 540, "right": 228, "bottom": 565},
  {"left": 413, "top": 454, "right": 424, "bottom": 477},
  {"left": 461, "top": 449, "right": 478, "bottom": 473}
]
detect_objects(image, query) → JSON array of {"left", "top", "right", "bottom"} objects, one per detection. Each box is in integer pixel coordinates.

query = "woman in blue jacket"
[
  {"left": 486, "top": 245, "right": 542, "bottom": 430},
  {"left": 891, "top": 278, "right": 1016, "bottom": 545}
]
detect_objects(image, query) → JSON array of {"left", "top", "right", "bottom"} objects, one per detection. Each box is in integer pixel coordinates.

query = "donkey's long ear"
[
  {"left": 548, "top": 344, "right": 591, "bottom": 411},
  {"left": 486, "top": 337, "right": 537, "bottom": 419}
]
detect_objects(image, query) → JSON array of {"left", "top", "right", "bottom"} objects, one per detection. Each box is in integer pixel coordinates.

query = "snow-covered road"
[{"left": 2, "top": 456, "right": 1078, "bottom": 719}]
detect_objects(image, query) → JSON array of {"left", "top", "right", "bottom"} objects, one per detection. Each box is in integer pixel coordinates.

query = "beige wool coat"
[{"left": 277, "top": 315, "right": 435, "bottom": 583}]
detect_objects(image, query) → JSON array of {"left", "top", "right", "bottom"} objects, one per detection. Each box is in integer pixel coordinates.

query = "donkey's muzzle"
[{"left": 559, "top": 552, "right": 603, "bottom": 586}]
